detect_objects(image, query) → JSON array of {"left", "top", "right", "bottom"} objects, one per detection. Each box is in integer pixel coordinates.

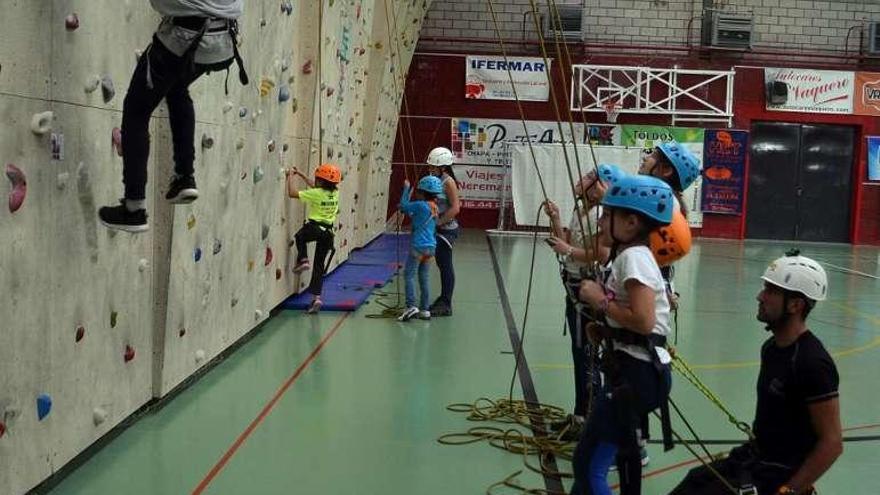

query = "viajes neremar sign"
[
  {"left": 465, "top": 55, "right": 551, "bottom": 101},
  {"left": 765, "top": 68, "right": 853, "bottom": 114}
]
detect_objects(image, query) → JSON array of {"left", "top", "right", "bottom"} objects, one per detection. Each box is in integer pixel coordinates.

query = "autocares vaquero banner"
[
  {"left": 854, "top": 72, "right": 880, "bottom": 116},
  {"left": 465, "top": 56, "right": 551, "bottom": 101},
  {"left": 701, "top": 130, "right": 748, "bottom": 215},
  {"left": 764, "top": 68, "right": 854, "bottom": 114}
]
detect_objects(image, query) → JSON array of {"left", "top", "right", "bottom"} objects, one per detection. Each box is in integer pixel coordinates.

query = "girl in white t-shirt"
[
  {"left": 541, "top": 164, "right": 621, "bottom": 438},
  {"left": 570, "top": 174, "right": 675, "bottom": 495}
]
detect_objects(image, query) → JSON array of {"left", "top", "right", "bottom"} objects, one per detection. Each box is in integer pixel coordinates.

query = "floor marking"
[{"left": 192, "top": 313, "right": 350, "bottom": 494}]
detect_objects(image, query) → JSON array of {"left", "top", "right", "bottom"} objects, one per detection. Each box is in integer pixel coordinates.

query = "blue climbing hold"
[
  {"left": 37, "top": 394, "right": 52, "bottom": 421},
  {"left": 194, "top": 247, "right": 203, "bottom": 262},
  {"left": 279, "top": 86, "right": 291, "bottom": 103}
]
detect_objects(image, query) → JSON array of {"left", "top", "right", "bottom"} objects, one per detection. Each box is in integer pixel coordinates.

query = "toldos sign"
[{"left": 465, "top": 56, "right": 551, "bottom": 101}]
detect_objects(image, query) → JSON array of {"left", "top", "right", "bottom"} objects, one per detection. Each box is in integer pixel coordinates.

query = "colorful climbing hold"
[
  {"left": 281, "top": 0, "right": 293, "bottom": 15},
  {"left": 36, "top": 394, "right": 52, "bottom": 421},
  {"left": 179, "top": 328, "right": 186, "bottom": 338},
  {"left": 283, "top": 143, "right": 290, "bottom": 152},
  {"left": 194, "top": 247, "right": 202, "bottom": 262},
  {"left": 0, "top": 421, "right": 5, "bottom": 438},
  {"left": 302, "top": 60, "right": 313, "bottom": 74},
  {"left": 261, "top": 224, "right": 270, "bottom": 240},
  {"left": 110, "top": 311, "right": 118, "bottom": 328},
  {"left": 65, "top": 13, "right": 80, "bottom": 30},
  {"left": 124, "top": 345, "right": 135, "bottom": 363},
  {"left": 101, "top": 75, "right": 115, "bottom": 103},
  {"left": 259, "top": 77, "right": 275, "bottom": 97},
  {"left": 212, "top": 239, "right": 222, "bottom": 255},
  {"left": 326, "top": 87, "right": 335, "bottom": 97},
  {"left": 75, "top": 325, "right": 85, "bottom": 343},
  {"left": 201, "top": 134, "right": 214, "bottom": 149},
  {"left": 265, "top": 247, "right": 274, "bottom": 266},
  {"left": 6, "top": 164, "right": 27, "bottom": 213},
  {"left": 278, "top": 85, "right": 291, "bottom": 103},
  {"left": 231, "top": 297, "right": 239, "bottom": 307},
  {"left": 253, "top": 167, "right": 264, "bottom": 184},
  {"left": 30, "top": 111, "right": 53, "bottom": 135},
  {"left": 239, "top": 107, "right": 248, "bottom": 118},
  {"left": 112, "top": 127, "right": 123, "bottom": 156},
  {"left": 291, "top": 98, "right": 298, "bottom": 113},
  {"left": 187, "top": 214, "right": 196, "bottom": 230},
  {"left": 276, "top": 268, "right": 282, "bottom": 280},
  {"left": 267, "top": 140, "right": 276, "bottom": 153},
  {"left": 247, "top": 260, "right": 255, "bottom": 272},
  {"left": 93, "top": 408, "right": 108, "bottom": 426}
]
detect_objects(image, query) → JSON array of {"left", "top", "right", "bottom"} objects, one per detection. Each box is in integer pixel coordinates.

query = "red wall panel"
[{"left": 393, "top": 51, "right": 880, "bottom": 244}]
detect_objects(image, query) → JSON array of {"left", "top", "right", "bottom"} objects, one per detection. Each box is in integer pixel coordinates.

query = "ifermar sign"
[{"left": 465, "top": 56, "right": 551, "bottom": 101}]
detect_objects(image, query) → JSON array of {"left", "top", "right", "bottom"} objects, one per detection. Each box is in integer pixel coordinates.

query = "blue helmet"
[
  {"left": 656, "top": 141, "right": 701, "bottom": 191},
  {"left": 597, "top": 163, "right": 625, "bottom": 184},
  {"left": 417, "top": 175, "right": 443, "bottom": 194},
  {"left": 601, "top": 174, "right": 674, "bottom": 225}
]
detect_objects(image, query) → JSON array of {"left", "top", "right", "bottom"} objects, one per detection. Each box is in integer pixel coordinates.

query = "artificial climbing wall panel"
[{"left": 1, "top": 1, "right": 429, "bottom": 493}]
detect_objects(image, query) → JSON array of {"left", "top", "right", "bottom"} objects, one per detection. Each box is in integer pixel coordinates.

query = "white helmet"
[
  {"left": 426, "top": 147, "right": 454, "bottom": 167},
  {"left": 761, "top": 254, "right": 828, "bottom": 301}
]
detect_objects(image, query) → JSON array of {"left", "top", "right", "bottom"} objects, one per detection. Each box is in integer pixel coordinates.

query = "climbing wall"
[{"left": 0, "top": 1, "right": 431, "bottom": 494}]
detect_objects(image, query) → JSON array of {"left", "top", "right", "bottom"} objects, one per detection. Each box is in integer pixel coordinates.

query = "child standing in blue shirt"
[{"left": 398, "top": 176, "right": 443, "bottom": 321}]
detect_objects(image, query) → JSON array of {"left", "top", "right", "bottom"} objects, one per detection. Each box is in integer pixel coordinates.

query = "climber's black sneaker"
[
  {"left": 99, "top": 200, "right": 148, "bottom": 233},
  {"left": 165, "top": 175, "right": 199, "bottom": 204}
]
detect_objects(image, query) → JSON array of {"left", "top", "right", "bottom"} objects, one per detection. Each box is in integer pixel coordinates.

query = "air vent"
[
  {"left": 543, "top": 5, "right": 583, "bottom": 41},
  {"left": 868, "top": 22, "right": 880, "bottom": 54},
  {"left": 706, "top": 11, "right": 753, "bottom": 50}
]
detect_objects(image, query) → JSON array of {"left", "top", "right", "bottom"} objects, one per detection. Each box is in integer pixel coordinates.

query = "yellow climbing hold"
[
  {"left": 259, "top": 77, "right": 276, "bottom": 97},
  {"left": 187, "top": 214, "right": 196, "bottom": 230}
]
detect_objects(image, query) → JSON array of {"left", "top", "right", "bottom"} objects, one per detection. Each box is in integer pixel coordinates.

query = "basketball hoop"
[{"left": 603, "top": 100, "right": 623, "bottom": 123}]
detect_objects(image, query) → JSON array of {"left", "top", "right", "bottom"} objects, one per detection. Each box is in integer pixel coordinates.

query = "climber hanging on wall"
[{"left": 99, "top": 0, "right": 249, "bottom": 233}]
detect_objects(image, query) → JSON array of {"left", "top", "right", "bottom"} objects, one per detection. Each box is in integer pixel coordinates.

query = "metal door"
[
  {"left": 796, "top": 124, "right": 854, "bottom": 242},
  {"left": 746, "top": 123, "right": 800, "bottom": 241},
  {"left": 746, "top": 122, "right": 854, "bottom": 243}
]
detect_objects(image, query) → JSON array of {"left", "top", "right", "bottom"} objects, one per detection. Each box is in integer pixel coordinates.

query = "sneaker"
[
  {"left": 98, "top": 200, "right": 149, "bottom": 233},
  {"left": 306, "top": 298, "right": 322, "bottom": 314},
  {"left": 398, "top": 307, "right": 419, "bottom": 322},
  {"left": 293, "top": 260, "right": 311, "bottom": 273},
  {"left": 418, "top": 310, "right": 431, "bottom": 320},
  {"left": 609, "top": 447, "right": 649, "bottom": 472},
  {"left": 165, "top": 175, "right": 199, "bottom": 204},
  {"left": 429, "top": 301, "right": 452, "bottom": 317}
]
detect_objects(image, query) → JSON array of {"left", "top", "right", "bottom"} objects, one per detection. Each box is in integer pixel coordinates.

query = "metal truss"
[{"left": 571, "top": 65, "right": 736, "bottom": 127}]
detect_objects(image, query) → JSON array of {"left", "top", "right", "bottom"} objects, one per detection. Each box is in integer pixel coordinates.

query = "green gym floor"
[{"left": 47, "top": 231, "right": 880, "bottom": 494}]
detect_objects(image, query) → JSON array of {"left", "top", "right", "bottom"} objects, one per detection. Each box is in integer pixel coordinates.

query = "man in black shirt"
[{"left": 669, "top": 252, "right": 842, "bottom": 494}]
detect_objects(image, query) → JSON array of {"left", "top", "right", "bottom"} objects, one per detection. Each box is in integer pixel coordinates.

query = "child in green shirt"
[{"left": 286, "top": 163, "right": 341, "bottom": 314}]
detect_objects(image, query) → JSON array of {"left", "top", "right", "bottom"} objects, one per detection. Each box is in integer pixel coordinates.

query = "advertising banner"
[
  {"left": 701, "top": 130, "right": 748, "bottom": 215},
  {"left": 620, "top": 125, "right": 705, "bottom": 227},
  {"left": 764, "top": 68, "right": 854, "bottom": 114},
  {"left": 465, "top": 56, "right": 551, "bottom": 101},
  {"left": 854, "top": 72, "right": 880, "bottom": 116},
  {"left": 450, "top": 117, "right": 620, "bottom": 209},
  {"left": 868, "top": 136, "right": 880, "bottom": 181}
]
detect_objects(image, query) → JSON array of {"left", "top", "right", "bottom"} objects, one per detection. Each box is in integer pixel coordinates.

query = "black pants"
[
  {"left": 295, "top": 222, "right": 335, "bottom": 296},
  {"left": 122, "top": 36, "right": 231, "bottom": 200},
  {"left": 564, "top": 284, "right": 597, "bottom": 417},
  {"left": 434, "top": 228, "right": 458, "bottom": 306},
  {"left": 669, "top": 444, "right": 799, "bottom": 495}
]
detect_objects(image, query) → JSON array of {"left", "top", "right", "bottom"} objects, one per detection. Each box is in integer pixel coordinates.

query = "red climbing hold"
[
  {"left": 6, "top": 163, "right": 26, "bottom": 213},
  {"left": 0, "top": 421, "right": 5, "bottom": 438},
  {"left": 75, "top": 325, "right": 85, "bottom": 342},
  {"left": 302, "top": 60, "right": 313, "bottom": 74},
  {"left": 275, "top": 268, "right": 282, "bottom": 280},
  {"left": 265, "top": 247, "right": 273, "bottom": 266},
  {"left": 112, "top": 127, "right": 123, "bottom": 156},
  {"left": 124, "top": 345, "right": 135, "bottom": 363},
  {"left": 65, "top": 13, "right": 80, "bottom": 31}
]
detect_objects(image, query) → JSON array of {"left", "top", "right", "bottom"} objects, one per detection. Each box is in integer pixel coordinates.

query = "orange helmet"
[
  {"left": 649, "top": 209, "right": 692, "bottom": 267},
  {"left": 315, "top": 163, "right": 341, "bottom": 184}
]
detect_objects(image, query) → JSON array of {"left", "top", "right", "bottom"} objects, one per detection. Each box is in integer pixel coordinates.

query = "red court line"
[{"left": 192, "top": 313, "right": 350, "bottom": 494}]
